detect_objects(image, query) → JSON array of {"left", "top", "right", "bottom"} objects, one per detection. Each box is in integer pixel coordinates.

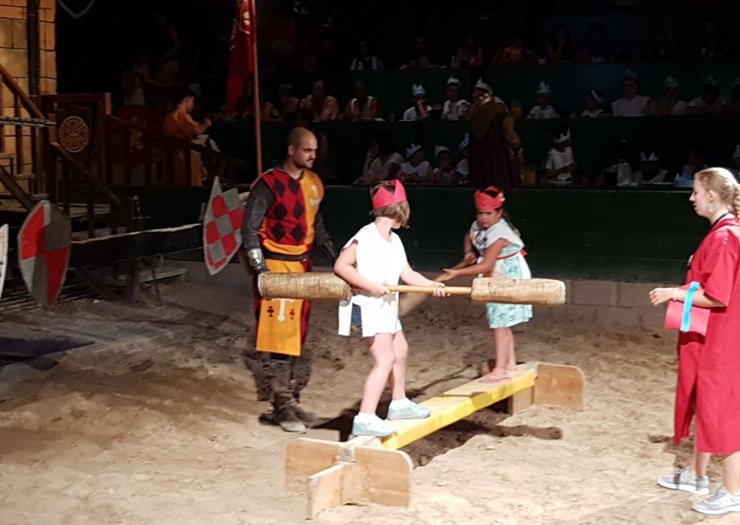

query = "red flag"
[{"left": 226, "top": 0, "right": 255, "bottom": 113}]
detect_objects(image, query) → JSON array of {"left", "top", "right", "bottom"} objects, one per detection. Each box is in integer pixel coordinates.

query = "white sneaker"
[
  {"left": 351, "top": 415, "right": 395, "bottom": 437},
  {"left": 693, "top": 486, "right": 740, "bottom": 515},
  {"left": 657, "top": 467, "right": 710, "bottom": 495}
]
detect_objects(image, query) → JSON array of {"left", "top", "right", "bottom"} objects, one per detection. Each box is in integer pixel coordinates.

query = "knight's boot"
[
  {"left": 288, "top": 390, "right": 317, "bottom": 426},
  {"left": 272, "top": 360, "right": 305, "bottom": 433}
]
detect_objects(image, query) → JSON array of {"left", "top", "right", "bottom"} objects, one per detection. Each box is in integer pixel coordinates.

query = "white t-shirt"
[
  {"left": 635, "top": 168, "right": 668, "bottom": 185},
  {"left": 455, "top": 158, "right": 469, "bottom": 177},
  {"left": 688, "top": 96, "right": 726, "bottom": 113},
  {"left": 442, "top": 99, "right": 471, "bottom": 120},
  {"left": 402, "top": 105, "right": 432, "bottom": 121},
  {"left": 338, "top": 223, "right": 408, "bottom": 337},
  {"left": 670, "top": 100, "right": 688, "bottom": 115},
  {"left": 401, "top": 160, "right": 431, "bottom": 179},
  {"left": 527, "top": 105, "right": 561, "bottom": 119},
  {"left": 365, "top": 153, "right": 404, "bottom": 183},
  {"left": 581, "top": 108, "right": 606, "bottom": 117},
  {"left": 545, "top": 147, "right": 575, "bottom": 182},
  {"left": 611, "top": 95, "right": 650, "bottom": 117},
  {"left": 469, "top": 219, "right": 531, "bottom": 278}
]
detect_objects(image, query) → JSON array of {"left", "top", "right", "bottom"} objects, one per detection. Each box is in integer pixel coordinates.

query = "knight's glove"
[
  {"left": 319, "top": 240, "right": 339, "bottom": 264},
  {"left": 246, "top": 248, "right": 268, "bottom": 274}
]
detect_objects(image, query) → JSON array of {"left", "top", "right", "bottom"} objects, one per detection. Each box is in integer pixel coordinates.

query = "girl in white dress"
[
  {"left": 444, "top": 186, "right": 533, "bottom": 382},
  {"left": 334, "top": 180, "right": 446, "bottom": 437}
]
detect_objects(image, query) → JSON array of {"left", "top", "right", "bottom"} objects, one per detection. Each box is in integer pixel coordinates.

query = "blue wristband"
[{"left": 680, "top": 281, "right": 700, "bottom": 332}]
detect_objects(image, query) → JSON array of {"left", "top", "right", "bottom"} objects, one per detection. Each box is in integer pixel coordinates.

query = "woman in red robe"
[{"left": 650, "top": 167, "right": 740, "bottom": 516}]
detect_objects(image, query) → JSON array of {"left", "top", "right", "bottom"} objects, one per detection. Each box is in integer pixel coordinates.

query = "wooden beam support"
[{"left": 286, "top": 362, "right": 585, "bottom": 519}]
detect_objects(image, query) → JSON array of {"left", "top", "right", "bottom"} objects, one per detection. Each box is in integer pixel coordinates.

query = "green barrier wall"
[
  {"left": 112, "top": 186, "right": 705, "bottom": 283},
  {"left": 209, "top": 116, "right": 740, "bottom": 184}
]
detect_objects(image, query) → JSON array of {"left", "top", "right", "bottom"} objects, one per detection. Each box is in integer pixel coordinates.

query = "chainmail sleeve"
[{"left": 242, "top": 179, "right": 273, "bottom": 251}]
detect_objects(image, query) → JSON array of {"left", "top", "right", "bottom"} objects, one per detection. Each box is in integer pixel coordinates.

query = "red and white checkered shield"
[
  {"left": 203, "top": 178, "right": 244, "bottom": 275},
  {"left": 17, "top": 200, "right": 72, "bottom": 307},
  {"left": 0, "top": 224, "right": 8, "bottom": 302}
]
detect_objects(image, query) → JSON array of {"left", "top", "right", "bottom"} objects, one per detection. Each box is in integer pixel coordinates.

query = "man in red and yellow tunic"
[{"left": 242, "top": 127, "right": 337, "bottom": 433}]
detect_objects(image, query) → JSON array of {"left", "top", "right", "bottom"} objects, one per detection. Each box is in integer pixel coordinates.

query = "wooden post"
[{"left": 250, "top": 0, "right": 263, "bottom": 176}]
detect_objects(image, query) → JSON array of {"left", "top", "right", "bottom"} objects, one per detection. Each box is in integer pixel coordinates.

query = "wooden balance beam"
[{"left": 285, "top": 361, "right": 585, "bottom": 519}]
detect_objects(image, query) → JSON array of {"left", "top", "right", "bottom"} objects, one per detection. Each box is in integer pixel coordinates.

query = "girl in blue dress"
[{"left": 444, "top": 186, "right": 533, "bottom": 382}]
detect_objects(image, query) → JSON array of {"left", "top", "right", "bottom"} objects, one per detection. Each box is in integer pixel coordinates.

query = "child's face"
[
  {"left": 537, "top": 93, "right": 551, "bottom": 106},
  {"left": 411, "top": 151, "right": 425, "bottom": 165},
  {"left": 438, "top": 152, "right": 452, "bottom": 168},
  {"left": 476, "top": 208, "right": 503, "bottom": 229},
  {"left": 585, "top": 95, "right": 598, "bottom": 110},
  {"left": 555, "top": 140, "right": 570, "bottom": 151}
]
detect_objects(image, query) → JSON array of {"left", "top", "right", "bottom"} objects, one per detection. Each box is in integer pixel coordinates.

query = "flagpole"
[{"left": 250, "top": 0, "right": 263, "bottom": 176}]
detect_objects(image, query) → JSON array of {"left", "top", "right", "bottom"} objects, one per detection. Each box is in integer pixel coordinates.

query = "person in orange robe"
[{"left": 161, "top": 87, "right": 211, "bottom": 186}]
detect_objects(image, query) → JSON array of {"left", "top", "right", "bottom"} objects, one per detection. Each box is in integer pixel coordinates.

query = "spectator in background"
[
  {"left": 580, "top": 89, "right": 608, "bottom": 117},
  {"left": 354, "top": 131, "right": 404, "bottom": 185},
  {"left": 635, "top": 151, "right": 669, "bottom": 185},
  {"left": 725, "top": 78, "right": 740, "bottom": 115},
  {"left": 542, "top": 126, "right": 577, "bottom": 184},
  {"left": 688, "top": 76, "right": 726, "bottom": 115},
  {"left": 162, "top": 87, "right": 212, "bottom": 186},
  {"left": 402, "top": 84, "right": 432, "bottom": 121},
  {"left": 452, "top": 34, "right": 484, "bottom": 68},
  {"left": 675, "top": 144, "right": 710, "bottom": 187},
  {"left": 729, "top": 145, "right": 740, "bottom": 180},
  {"left": 649, "top": 14, "right": 683, "bottom": 59},
  {"left": 611, "top": 70, "right": 650, "bottom": 117},
  {"left": 317, "top": 36, "right": 343, "bottom": 74},
  {"left": 344, "top": 81, "right": 381, "bottom": 121},
  {"left": 546, "top": 24, "right": 575, "bottom": 63},
  {"left": 300, "top": 79, "right": 339, "bottom": 121},
  {"left": 697, "top": 19, "right": 729, "bottom": 57},
  {"left": 433, "top": 146, "right": 455, "bottom": 185},
  {"left": 453, "top": 133, "right": 470, "bottom": 186},
  {"left": 527, "top": 81, "right": 561, "bottom": 119},
  {"left": 295, "top": 37, "right": 318, "bottom": 74},
  {"left": 277, "top": 84, "right": 300, "bottom": 120},
  {"left": 493, "top": 32, "right": 539, "bottom": 65},
  {"left": 649, "top": 76, "right": 688, "bottom": 116},
  {"left": 441, "top": 76, "right": 471, "bottom": 121},
  {"left": 602, "top": 139, "right": 635, "bottom": 187},
  {"left": 402, "top": 36, "right": 437, "bottom": 69},
  {"left": 579, "top": 21, "right": 613, "bottom": 63},
  {"left": 239, "top": 89, "right": 281, "bottom": 121},
  {"left": 349, "top": 40, "right": 385, "bottom": 71},
  {"left": 401, "top": 143, "right": 433, "bottom": 183}
]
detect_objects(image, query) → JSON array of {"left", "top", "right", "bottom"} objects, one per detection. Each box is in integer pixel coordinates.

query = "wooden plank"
[
  {"left": 380, "top": 365, "right": 538, "bottom": 450},
  {"left": 348, "top": 446, "right": 412, "bottom": 507},
  {"left": 285, "top": 437, "right": 341, "bottom": 492},
  {"left": 534, "top": 363, "right": 586, "bottom": 411},
  {"left": 508, "top": 386, "right": 534, "bottom": 415},
  {"left": 307, "top": 463, "right": 347, "bottom": 520}
]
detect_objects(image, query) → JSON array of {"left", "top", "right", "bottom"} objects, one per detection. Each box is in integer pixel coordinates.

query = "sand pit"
[{"left": 0, "top": 277, "right": 736, "bottom": 525}]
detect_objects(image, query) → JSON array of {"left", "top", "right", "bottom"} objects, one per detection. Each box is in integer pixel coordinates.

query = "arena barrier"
[{"left": 285, "top": 361, "right": 585, "bottom": 519}]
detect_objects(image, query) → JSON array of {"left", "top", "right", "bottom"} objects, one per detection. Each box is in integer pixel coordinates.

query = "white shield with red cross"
[
  {"left": 17, "top": 200, "right": 72, "bottom": 307},
  {"left": 203, "top": 178, "right": 244, "bottom": 275},
  {"left": 0, "top": 224, "right": 8, "bottom": 302}
]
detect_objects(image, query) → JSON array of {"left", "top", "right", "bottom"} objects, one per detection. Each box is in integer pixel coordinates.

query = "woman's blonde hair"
[
  {"left": 369, "top": 183, "right": 411, "bottom": 227},
  {"left": 696, "top": 167, "right": 740, "bottom": 218}
]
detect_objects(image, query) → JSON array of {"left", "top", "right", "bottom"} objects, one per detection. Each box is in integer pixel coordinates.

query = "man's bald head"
[
  {"left": 287, "top": 126, "right": 316, "bottom": 148},
  {"left": 286, "top": 127, "right": 318, "bottom": 172}
]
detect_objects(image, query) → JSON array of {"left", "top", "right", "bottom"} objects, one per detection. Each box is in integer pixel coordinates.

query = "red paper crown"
[
  {"left": 474, "top": 186, "right": 505, "bottom": 210},
  {"left": 372, "top": 179, "right": 407, "bottom": 209}
]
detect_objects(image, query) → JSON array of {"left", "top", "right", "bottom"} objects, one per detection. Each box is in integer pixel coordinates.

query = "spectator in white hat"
[
  {"left": 542, "top": 126, "right": 576, "bottom": 184},
  {"left": 688, "top": 76, "right": 726, "bottom": 116},
  {"left": 650, "top": 76, "right": 687, "bottom": 116},
  {"left": 433, "top": 145, "right": 454, "bottom": 185},
  {"left": 635, "top": 151, "right": 668, "bottom": 185},
  {"left": 452, "top": 134, "right": 470, "bottom": 186},
  {"left": 580, "top": 89, "right": 608, "bottom": 117},
  {"left": 402, "top": 84, "right": 431, "bottom": 121},
  {"left": 611, "top": 70, "right": 650, "bottom": 117},
  {"left": 400, "top": 142, "right": 432, "bottom": 183},
  {"left": 527, "top": 81, "right": 561, "bottom": 119},
  {"left": 441, "top": 77, "right": 471, "bottom": 121}
]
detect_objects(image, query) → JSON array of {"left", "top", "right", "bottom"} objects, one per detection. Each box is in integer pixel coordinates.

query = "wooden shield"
[
  {"left": 0, "top": 224, "right": 8, "bottom": 302},
  {"left": 203, "top": 178, "right": 244, "bottom": 275},
  {"left": 17, "top": 201, "right": 72, "bottom": 307}
]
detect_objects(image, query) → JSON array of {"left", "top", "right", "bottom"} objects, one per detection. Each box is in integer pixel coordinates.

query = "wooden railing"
[
  {"left": 104, "top": 115, "right": 250, "bottom": 187},
  {"left": 0, "top": 61, "right": 48, "bottom": 199}
]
